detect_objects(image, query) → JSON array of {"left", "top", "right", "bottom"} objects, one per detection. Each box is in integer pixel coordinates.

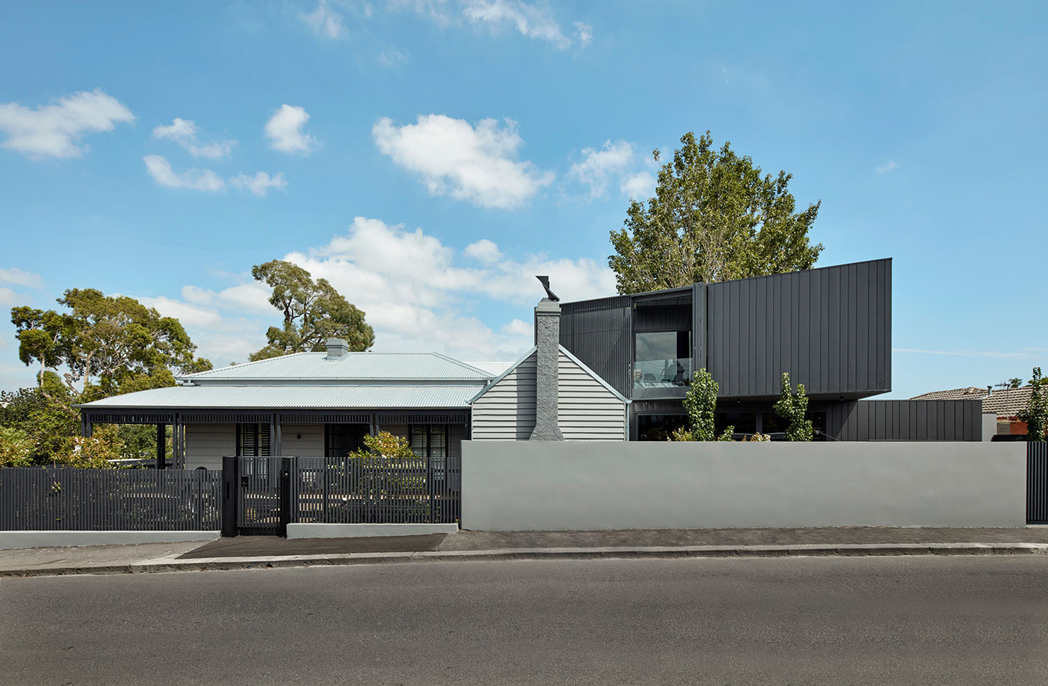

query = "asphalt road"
[{"left": 3, "top": 556, "right": 1048, "bottom": 685}]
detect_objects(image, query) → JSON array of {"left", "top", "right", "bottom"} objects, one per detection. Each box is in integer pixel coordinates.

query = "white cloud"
[
  {"left": 230, "top": 171, "right": 288, "bottom": 197},
  {"left": 464, "top": 238, "right": 504, "bottom": 265},
  {"left": 0, "top": 89, "right": 134, "bottom": 160},
  {"left": 377, "top": 46, "right": 410, "bottom": 68},
  {"left": 144, "top": 156, "right": 286, "bottom": 197},
  {"left": 574, "top": 21, "right": 592, "bottom": 47},
  {"left": 396, "top": 0, "right": 588, "bottom": 49},
  {"left": 373, "top": 114, "right": 553, "bottom": 209},
  {"left": 0, "top": 268, "right": 43, "bottom": 289},
  {"left": 875, "top": 160, "right": 897, "bottom": 174},
  {"left": 303, "top": 0, "right": 346, "bottom": 38},
  {"left": 265, "top": 104, "right": 318, "bottom": 155},
  {"left": 152, "top": 118, "right": 236, "bottom": 159},
  {"left": 461, "top": 0, "right": 570, "bottom": 49},
  {"left": 0, "top": 287, "right": 20, "bottom": 306},
  {"left": 621, "top": 171, "right": 656, "bottom": 199},
  {"left": 158, "top": 217, "right": 614, "bottom": 365},
  {"left": 144, "top": 155, "right": 226, "bottom": 192},
  {"left": 570, "top": 140, "right": 633, "bottom": 197}
]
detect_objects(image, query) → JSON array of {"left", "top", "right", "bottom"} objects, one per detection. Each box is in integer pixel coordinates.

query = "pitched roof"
[
  {"left": 910, "top": 385, "right": 1033, "bottom": 417},
  {"left": 80, "top": 385, "right": 480, "bottom": 410},
  {"left": 468, "top": 345, "right": 630, "bottom": 405},
  {"left": 177, "top": 352, "right": 493, "bottom": 385}
]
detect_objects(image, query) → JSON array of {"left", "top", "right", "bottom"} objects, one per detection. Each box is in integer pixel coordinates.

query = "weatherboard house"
[{"left": 77, "top": 256, "right": 989, "bottom": 468}]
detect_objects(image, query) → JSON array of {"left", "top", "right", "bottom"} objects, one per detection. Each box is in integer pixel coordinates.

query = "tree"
[
  {"left": 1008, "top": 377, "right": 1024, "bottom": 389},
  {"left": 1017, "top": 367, "right": 1048, "bottom": 442},
  {"left": 12, "top": 289, "right": 212, "bottom": 396},
  {"left": 677, "top": 368, "right": 734, "bottom": 441},
  {"left": 249, "top": 260, "right": 374, "bottom": 361},
  {"left": 773, "top": 372, "right": 813, "bottom": 441},
  {"left": 609, "top": 131, "right": 823, "bottom": 294}
]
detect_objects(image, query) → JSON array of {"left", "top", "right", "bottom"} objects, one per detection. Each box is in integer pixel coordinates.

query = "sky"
[{"left": 0, "top": 0, "right": 1046, "bottom": 399}]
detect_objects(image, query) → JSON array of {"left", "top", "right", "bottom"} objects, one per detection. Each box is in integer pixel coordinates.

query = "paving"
[{"left": 2, "top": 526, "right": 1048, "bottom": 577}]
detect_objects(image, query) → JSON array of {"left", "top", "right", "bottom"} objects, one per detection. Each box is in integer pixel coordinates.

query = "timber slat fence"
[{"left": 0, "top": 468, "right": 222, "bottom": 531}]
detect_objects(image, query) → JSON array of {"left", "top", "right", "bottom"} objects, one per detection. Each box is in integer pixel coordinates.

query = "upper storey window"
[{"left": 634, "top": 330, "right": 692, "bottom": 389}]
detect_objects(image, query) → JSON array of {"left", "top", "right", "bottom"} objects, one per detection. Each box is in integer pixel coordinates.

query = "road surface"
[{"left": 3, "top": 555, "right": 1048, "bottom": 684}]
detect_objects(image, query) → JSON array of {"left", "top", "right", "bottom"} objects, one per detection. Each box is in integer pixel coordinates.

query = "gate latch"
[{"left": 241, "top": 476, "right": 249, "bottom": 487}]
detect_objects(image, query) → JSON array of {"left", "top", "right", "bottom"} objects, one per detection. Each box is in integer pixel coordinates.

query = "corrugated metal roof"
[
  {"left": 177, "top": 352, "right": 493, "bottom": 384},
  {"left": 80, "top": 384, "right": 482, "bottom": 410}
]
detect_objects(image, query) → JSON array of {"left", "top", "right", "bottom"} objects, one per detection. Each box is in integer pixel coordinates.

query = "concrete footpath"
[{"left": 3, "top": 527, "right": 1048, "bottom": 578}]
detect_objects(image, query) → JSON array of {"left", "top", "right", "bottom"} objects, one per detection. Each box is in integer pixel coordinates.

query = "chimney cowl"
[{"left": 325, "top": 338, "right": 350, "bottom": 360}]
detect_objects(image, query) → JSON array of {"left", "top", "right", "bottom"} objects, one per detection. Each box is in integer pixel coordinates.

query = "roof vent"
[{"left": 325, "top": 338, "right": 350, "bottom": 360}]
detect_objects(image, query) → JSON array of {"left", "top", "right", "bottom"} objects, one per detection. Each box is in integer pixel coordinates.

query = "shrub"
[
  {"left": 0, "top": 427, "right": 33, "bottom": 467},
  {"left": 1018, "top": 367, "right": 1048, "bottom": 442},
  {"left": 773, "top": 372, "right": 813, "bottom": 441},
  {"left": 682, "top": 368, "right": 734, "bottom": 441}
]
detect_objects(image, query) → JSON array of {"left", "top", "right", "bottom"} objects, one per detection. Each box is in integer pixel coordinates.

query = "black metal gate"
[
  {"left": 1029, "top": 443, "right": 1048, "bottom": 525},
  {"left": 223, "top": 456, "right": 292, "bottom": 536},
  {"left": 221, "top": 454, "right": 460, "bottom": 537}
]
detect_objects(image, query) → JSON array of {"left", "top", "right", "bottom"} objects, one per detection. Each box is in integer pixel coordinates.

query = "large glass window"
[
  {"left": 637, "top": 414, "right": 689, "bottom": 441},
  {"left": 634, "top": 331, "right": 692, "bottom": 390}
]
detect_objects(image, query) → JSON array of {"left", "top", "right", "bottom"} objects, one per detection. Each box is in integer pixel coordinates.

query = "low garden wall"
[{"left": 461, "top": 441, "right": 1026, "bottom": 531}]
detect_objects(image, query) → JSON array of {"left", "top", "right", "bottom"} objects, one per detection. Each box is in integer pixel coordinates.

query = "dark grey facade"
[{"left": 561, "top": 258, "right": 981, "bottom": 441}]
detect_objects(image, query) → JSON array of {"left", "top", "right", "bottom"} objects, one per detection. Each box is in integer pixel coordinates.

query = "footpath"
[{"left": 3, "top": 527, "right": 1048, "bottom": 578}]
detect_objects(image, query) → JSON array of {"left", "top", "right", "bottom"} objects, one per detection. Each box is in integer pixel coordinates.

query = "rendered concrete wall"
[
  {"left": 461, "top": 441, "right": 1026, "bottom": 530},
  {"left": 0, "top": 530, "right": 220, "bottom": 551}
]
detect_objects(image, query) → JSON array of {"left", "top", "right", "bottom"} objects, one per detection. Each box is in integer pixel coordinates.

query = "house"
[
  {"left": 77, "top": 341, "right": 493, "bottom": 469},
  {"left": 78, "top": 256, "right": 987, "bottom": 463},
  {"left": 911, "top": 386, "right": 1033, "bottom": 437},
  {"left": 558, "top": 258, "right": 986, "bottom": 441}
]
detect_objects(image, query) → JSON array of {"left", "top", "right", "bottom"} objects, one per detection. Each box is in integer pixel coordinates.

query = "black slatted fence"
[
  {"left": 0, "top": 467, "right": 222, "bottom": 531},
  {"left": 1028, "top": 442, "right": 1048, "bottom": 525}
]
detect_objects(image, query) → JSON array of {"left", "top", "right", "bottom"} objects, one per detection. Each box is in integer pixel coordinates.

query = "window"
[
  {"left": 410, "top": 425, "right": 448, "bottom": 478},
  {"left": 634, "top": 331, "right": 692, "bottom": 389},
  {"left": 637, "top": 414, "right": 688, "bottom": 441},
  {"left": 236, "top": 423, "right": 270, "bottom": 456}
]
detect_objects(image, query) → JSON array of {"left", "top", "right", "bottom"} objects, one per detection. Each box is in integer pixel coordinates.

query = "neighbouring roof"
[
  {"left": 464, "top": 361, "right": 516, "bottom": 377},
  {"left": 176, "top": 352, "right": 493, "bottom": 385},
  {"left": 80, "top": 385, "right": 481, "bottom": 410},
  {"left": 910, "top": 385, "right": 1034, "bottom": 417}
]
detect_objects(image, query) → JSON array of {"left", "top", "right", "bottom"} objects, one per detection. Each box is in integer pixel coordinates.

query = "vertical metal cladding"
[
  {"left": 705, "top": 258, "right": 892, "bottom": 399},
  {"left": 822, "top": 399, "right": 982, "bottom": 441},
  {"left": 559, "top": 296, "right": 633, "bottom": 398}
]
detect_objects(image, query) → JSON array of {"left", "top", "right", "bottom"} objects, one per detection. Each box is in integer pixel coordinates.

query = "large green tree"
[
  {"left": 249, "top": 260, "right": 374, "bottom": 361},
  {"left": 609, "top": 131, "right": 823, "bottom": 293},
  {"left": 12, "top": 288, "right": 211, "bottom": 396}
]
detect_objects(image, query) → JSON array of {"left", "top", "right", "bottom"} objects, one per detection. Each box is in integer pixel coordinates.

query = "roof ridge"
[{"left": 180, "top": 351, "right": 312, "bottom": 378}]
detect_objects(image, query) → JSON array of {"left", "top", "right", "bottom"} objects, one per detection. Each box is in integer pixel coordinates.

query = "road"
[{"left": 3, "top": 555, "right": 1048, "bottom": 685}]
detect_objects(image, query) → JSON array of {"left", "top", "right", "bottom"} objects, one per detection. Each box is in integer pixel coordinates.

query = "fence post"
[
  {"left": 279, "top": 456, "right": 295, "bottom": 537},
  {"left": 221, "top": 456, "right": 238, "bottom": 537}
]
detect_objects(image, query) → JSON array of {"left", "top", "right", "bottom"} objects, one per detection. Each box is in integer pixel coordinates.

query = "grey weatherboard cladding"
[{"left": 703, "top": 259, "right": 891, "bottom": 399}]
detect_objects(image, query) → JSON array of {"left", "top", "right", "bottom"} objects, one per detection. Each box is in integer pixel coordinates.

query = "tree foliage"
[
  {"left": 1018, "top": 367, "right": 1048, "bottom": 442},
  {"left": 11, "top": 288, "right": 211, "bottom": 395},
  {"left": 773, "top": 372, "right": 813, "bottom": 441},
  {"left": 609, "top": 131, "right": 823, "bottom": 294},
  {"left": 249, "top": 260, "right": 374, "bottom": 361},
  {"left": 679, "top": 368, "right": 734, "bottom": 441}
]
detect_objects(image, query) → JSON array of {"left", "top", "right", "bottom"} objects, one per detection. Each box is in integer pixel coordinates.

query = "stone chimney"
[
  {"left": 325, "top": 338, "right": 350, "bottom": 360},
  {"left": 530, "top": 280, "right": 564, "bottom": 441}
]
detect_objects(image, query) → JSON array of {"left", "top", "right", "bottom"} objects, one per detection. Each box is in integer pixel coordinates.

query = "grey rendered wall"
[
  {"left": 824, "top": 399, "right": 983, "bottom": 441},
  {"left": 704, "top": 258, "right": 891, "bottom": 399},
  {"left": 471, "top": 351, "right": 627, "bottom": 441},
  {"left": 559, "top": 296, "right": 633, "bottom": 398},
  {"left": 461, "top": 440, "right": 1025, "bottom": 530},
  {"left": 184, "top": 424, "right": 235, "bottom": 470}
]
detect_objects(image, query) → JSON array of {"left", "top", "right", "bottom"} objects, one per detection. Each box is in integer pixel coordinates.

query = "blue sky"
[{"left": 0, "top": 0, "right": 1045, "bottom": 399}]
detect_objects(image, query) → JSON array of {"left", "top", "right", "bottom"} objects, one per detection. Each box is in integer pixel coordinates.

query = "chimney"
[
  {"left": 325, "top": 338, "right": 350, "bottom": 360},
  {"left": 530, "top": 277, "right": 564, "bottom": 441},
  {"left": 987, "top": 386, "right": 992, "bottom": 397}
]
